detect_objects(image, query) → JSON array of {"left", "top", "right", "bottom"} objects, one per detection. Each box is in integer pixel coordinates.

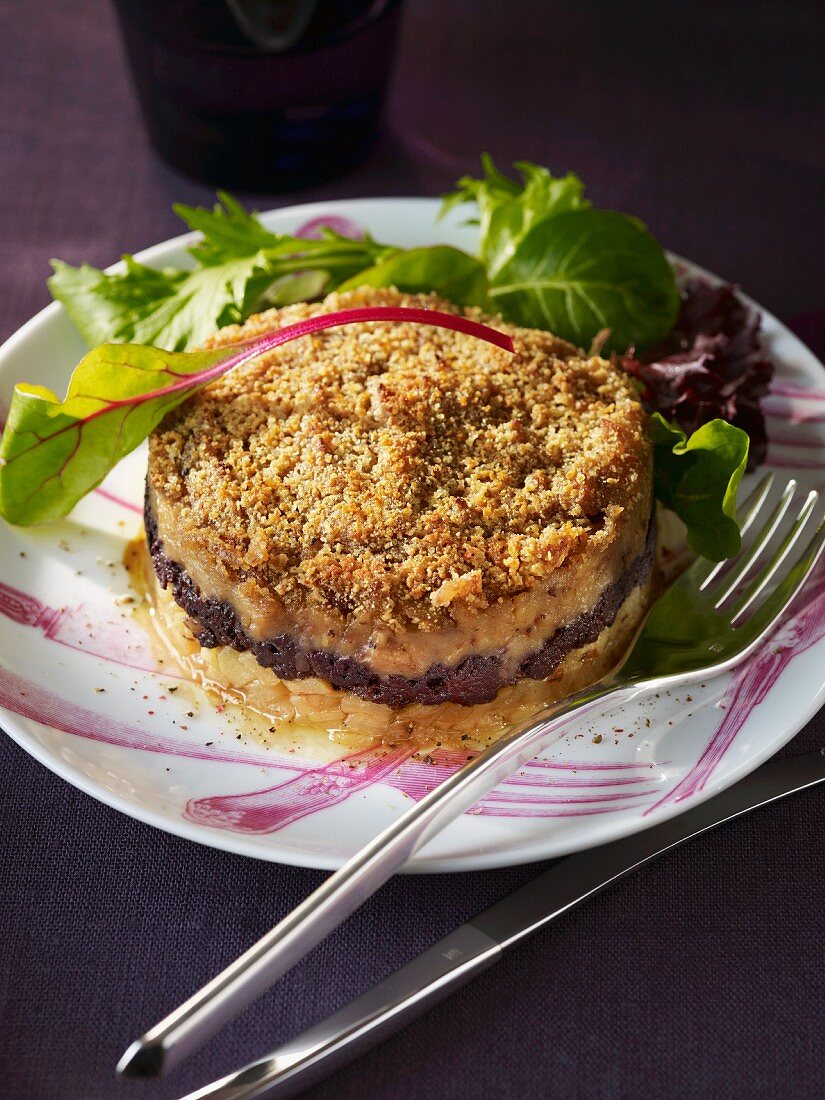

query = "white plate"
[{"left": 1, "top": 198, "right": 824, "bottom": 873}]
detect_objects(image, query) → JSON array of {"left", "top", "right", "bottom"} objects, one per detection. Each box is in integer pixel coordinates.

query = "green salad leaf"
[
  {"left": 48, "top": 257, "right": 187, "bottom": 348},
  {"left": 440, "top": 154, "right": 589, "bottom": 277},
  {"left": 173, "top": 191, "right": 284, "bottom": 261},
  {"left": 444, "top": 157, "right": 679, "bottom": 352},
  {"left": 175, "top": 193, "right": 400, "bottom": 303},
  {"left": 48, "top": 194, "right": 397, "bottom": 352},
  {"left": 649, "top": 413, "right": 750, "bottom": 561},
  {"left": 50, "top": 251, "right": 276, "bottom": 353},
  {"left": 489, "top": 209, "right": 680, "bottom": 353},
  {"left": 0, "top": 306, "right": 514, "bottom": 526},
  {"left": 28, "top": 164, "right": 750, "bottom": 560},
  {"left": 337, "top": 246, "right": 488, "bottom": 306},
  {"left": 49, "top": 169, "right": 678, "bottom": 357}
]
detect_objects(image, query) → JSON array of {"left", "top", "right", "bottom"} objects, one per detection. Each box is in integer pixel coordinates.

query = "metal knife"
[{"left": 180, "top": 749, "right": 825, "bottom": 1100}]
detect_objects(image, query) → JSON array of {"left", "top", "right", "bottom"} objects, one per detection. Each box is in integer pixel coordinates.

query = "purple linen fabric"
[{"left": 1, "top": 3, "right": 824, "bottom": 1098}]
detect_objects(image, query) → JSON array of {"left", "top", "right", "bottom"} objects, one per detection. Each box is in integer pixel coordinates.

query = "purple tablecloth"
[{"left": 1, "top": 3, "right": 824, "bottom": 1097}]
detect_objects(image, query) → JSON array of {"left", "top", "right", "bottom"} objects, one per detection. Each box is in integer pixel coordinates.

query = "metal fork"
[{"left": 118, "top": 474, "right": 825, "bottom": 1079}]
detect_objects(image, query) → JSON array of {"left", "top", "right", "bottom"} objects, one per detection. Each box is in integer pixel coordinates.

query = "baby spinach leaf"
[
  {"left": 440, "top": 154, "right": 589, "bottom": 277},
  {"left": 649, "top": 412, "right": 749, "bottom": 561},
  {"left": 489, "top": 209, "right": 680, "bottom": 352},
  {"left": 337, "top": 246, "right": 487, "bottom": 306}
]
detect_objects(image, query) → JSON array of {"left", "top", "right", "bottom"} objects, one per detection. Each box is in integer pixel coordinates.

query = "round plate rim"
[{"left": 1, "top": 195, "right": 823, "bottom": 873}]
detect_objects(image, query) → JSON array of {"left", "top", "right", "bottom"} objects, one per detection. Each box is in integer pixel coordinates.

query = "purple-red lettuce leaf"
[{"left": 624, "top": 277, "right": 773, "bottom": 468}]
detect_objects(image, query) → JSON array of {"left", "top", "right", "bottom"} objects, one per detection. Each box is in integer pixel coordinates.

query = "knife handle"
[
  {"left": 177, "top": 748, "right": 825, "bottom": 1100},
  {"left": 182, "top": 925, "right": 501, "bottom": 1099}
]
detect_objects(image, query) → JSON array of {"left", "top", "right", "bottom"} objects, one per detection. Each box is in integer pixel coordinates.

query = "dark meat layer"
[{"left": 145, "top": 493, "right": 655, "bottom": 708}]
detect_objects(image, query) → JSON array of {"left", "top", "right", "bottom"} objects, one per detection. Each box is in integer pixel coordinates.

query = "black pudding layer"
[{"left": 145, "top": 490, "right": 655, "bottom": 708}]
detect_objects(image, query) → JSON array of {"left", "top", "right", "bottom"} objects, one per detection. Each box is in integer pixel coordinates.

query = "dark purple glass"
[{"left": 110, "top": 1, "right": 405, "bottom": 190}]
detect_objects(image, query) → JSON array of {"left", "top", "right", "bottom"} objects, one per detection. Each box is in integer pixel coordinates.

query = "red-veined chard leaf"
[{"left": 0, "top": 307, "right": 513, "bottom": 527}]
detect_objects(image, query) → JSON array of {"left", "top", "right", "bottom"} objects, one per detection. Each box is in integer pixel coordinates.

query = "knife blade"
[{"left": 180, "top": 748, "right": 825, "bottom": 1100}]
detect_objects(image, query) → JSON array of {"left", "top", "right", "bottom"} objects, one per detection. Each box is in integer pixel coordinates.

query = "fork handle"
[{"left": 118, "top": 677, "right": 634, "bottom": 1079}]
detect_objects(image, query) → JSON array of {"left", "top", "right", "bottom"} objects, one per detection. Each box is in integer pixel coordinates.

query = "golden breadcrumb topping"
[{"left": 147, "top": 288, "right": 651, "bottom": 631}]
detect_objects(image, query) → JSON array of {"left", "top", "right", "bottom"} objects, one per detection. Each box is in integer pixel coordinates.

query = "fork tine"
[
  {"left": 736, "top": 472, "right": 778, "bottom": 538},
  {"left": 731, "top": 515, "right": 825, "bottom": 653},
  {"left": 697, "top": 473, "right": 776, "bottom": 591},
  {"left": 730, "top": 492, "right": 820, "bottom": 624},
  {"left": 709, "top": 479, "right": 797, "bottom": 606}
]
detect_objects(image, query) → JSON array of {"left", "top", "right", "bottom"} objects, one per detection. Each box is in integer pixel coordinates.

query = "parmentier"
[{"left": 147, "top": 288, "right": 652, "bottom": 679}]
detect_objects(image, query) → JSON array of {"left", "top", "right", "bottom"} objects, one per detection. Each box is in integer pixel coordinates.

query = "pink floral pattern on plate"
[{"left": 1, "top": 484, "right": 823, "bottom": 835}]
